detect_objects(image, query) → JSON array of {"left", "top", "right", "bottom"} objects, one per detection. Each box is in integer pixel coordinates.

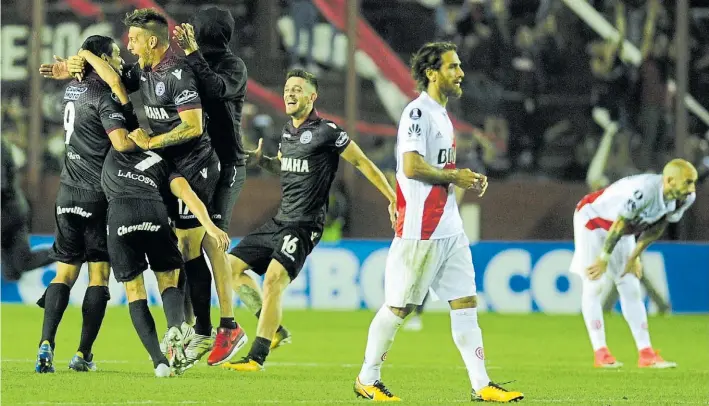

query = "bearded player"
[
  {"left": 571, "top": 159, "right": 697, "bottom": 368},
  {"left": 353, "top": 42, "right": 524, "bottom": 403}
]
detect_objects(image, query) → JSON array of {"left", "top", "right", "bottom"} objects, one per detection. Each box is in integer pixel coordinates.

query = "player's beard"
[{"left": 442, "top": 79, "right": 463, "bottom": 99}]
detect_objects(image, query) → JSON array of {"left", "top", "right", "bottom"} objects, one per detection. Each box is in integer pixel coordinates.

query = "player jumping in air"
[
  {"left": 34, "top": 35, "right": 139, "bottom": 374},
  {"left": 571, "top": 159, "right": 697, "bottom": 369},
  {"left": 353, "top": 42, "right": 524, "bottom": 403},
  {"left": 221, "top": 69, "right": 397, "bottom": 372}
]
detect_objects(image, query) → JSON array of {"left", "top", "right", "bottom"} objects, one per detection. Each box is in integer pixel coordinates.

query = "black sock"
[
  {"left": 161, "top": 287, "right": 185, "bottom": 328},
  {"left": 185, "top": 256, "right": 213, "bottom": 335},
  {"left": 219, "top": 317, "right": 237, "bottom": 329},
  {"left": 248, "top": 336, "right": 272, "bottom": 365},
  {"left": 254, "top": 309, "right": 284, "bottom": 334},
  {"left": 39, "top": 283, "right": 71, "bottom": 348},
  {"left": 77, "top": 286, "right": 110, "bottom": 357},
  {"left": 128, "top": 299, "right": 168, "bottom": 368}
]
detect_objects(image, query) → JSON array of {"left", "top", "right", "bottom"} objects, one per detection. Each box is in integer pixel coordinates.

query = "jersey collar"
[
  {"left": 287, "top": 108, "right": 320, "bottom": 133},
  {"left": 151, "top": 48, "right": 175, "bottom": 72},
  {"left": 420, "top": 91, "right": 446, "bottom": 113}
]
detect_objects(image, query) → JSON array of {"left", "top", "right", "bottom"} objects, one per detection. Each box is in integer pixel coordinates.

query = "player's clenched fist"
[
  {"left": 128, "top": 128, "right": 151, "bottom": 150},
  {"left": 453, "top": 169, "right": 488, "bottom": 197}
]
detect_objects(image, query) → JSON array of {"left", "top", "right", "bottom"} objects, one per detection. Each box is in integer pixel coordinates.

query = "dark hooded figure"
[{"left": 181, "top": 6, "right": 248, "bottom": 233}]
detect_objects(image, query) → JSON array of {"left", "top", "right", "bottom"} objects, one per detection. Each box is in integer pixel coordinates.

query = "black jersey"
[
  {"left": 274, "top": 109, "right": 351, "bottom": 227},
  {"left": 137, "top": 50, "right": 213, "bottom": 178},
  {"left": 59, "top": 73, "right": 129, "bottom": 192},
  {"left": 101, "top": 148, "right": 177, "bottom": 203}
]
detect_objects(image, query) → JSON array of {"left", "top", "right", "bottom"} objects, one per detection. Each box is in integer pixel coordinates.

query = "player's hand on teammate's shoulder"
[
  {"left": 453, "top": 168, "right": 488, "bottom": 197},
  {"left": 623, "top": 257, "right": 643, "bottom": 279},
  {"left": 173, "top": 23, "right": 199, "bottom": 56},
  {"left": 586, "top": 258, "right": 609, "bottom": 280},
  {"left": 206, "top": 225, "right": 230, "bottom": 252},
  {"left": 128, "top": 128, "right": 150, "bottom": 150}
]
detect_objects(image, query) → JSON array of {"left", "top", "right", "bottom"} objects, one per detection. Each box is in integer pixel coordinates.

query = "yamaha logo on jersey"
[
  {"left": 281, "top": 157, "right": 310, "bottom": 173},
  {"left": 300, "top": 130, "right": 313, "bottom": 144},
  {"left": 144, "top": 105, "right": 169, "bottom": 120},
  {"left": 408, "top": 123, "right": 422, "bottom": 138},
  {"left": 155, "top": 82, "right": 165, "bottom": 96},
  {"left": 409, "top": 108, "right": 422, "bottom": 120}
]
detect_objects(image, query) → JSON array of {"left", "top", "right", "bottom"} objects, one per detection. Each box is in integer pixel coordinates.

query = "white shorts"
[
  {"left": 384, "top": 233, "right": 476, "bottom": 308},
  {"left": 570, "top": 212, "right": 636, "bottom": 282}
]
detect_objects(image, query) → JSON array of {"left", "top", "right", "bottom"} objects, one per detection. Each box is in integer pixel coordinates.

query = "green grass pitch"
[{"left": 2, "top": 305, "right": 708, "bottom": 404}]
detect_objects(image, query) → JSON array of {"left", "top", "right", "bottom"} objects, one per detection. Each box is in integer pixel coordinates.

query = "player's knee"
[
  {"left": 52, "top": 263, "right": 81, "bottom": 287},
  {"left": 124, "top": 276, "right": 147, "bottom": 302},
  {"left": 87, "top": 262, "right": 110, "bottom": 286},
  {"left": 155, "top": 269, "right": 180, "bottom": 293},
  {"left": 176, "top": 229, "right": 205, "bottom": 261},
  {"left": 229, "top": 255, "right": 249, "bottom": 279},
  {"left": 263, "top": 265, "right": 289, "bottom": 294},
  {"left": 449, "top": 295, "right": 477, "bottom": 310}
]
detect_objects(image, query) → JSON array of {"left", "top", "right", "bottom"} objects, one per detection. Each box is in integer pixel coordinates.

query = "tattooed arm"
[{"left": 130, "top": 109, "right": 203, "bottom": 150}]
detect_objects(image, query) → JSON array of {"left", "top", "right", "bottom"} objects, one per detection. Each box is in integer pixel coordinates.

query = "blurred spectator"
[{"left": 286, "top": 0, "right": 320, "bottom": 74}]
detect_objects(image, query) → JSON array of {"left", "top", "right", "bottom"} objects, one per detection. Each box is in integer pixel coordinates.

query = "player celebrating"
[
  {"left": 121, "top": 8, "right": 245, "bottom": 366},
  {"left": 34, "top": 35, "right": 139, "bottom": 374},
  {"left": 221, "top": 69, "right": 396, "bottom": 372},
  {"left": 353, "top": 42, "right": 523, "bottom": 403},
  {"left": 102, "top": 144, "right": 230, "bottom": 377},
  {"left": 571, "top": 159, "right": 697, "bottom": 368}
]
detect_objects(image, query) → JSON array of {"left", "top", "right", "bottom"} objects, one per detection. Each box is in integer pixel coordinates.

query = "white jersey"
[
  {"left": 575, "top": 174, "right": 696, "bottom": 233},
  {"left": 394, "top": 92, "right": 463, "bottom": 240}
]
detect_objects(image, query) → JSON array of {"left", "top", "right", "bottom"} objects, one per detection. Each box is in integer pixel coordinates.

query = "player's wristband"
[{"left": 599, "top": 252, "right": 610, "bottom": 262}]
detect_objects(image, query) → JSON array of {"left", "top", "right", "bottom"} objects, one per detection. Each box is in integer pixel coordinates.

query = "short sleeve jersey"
[
  {"left": 101, "top": 148, "right": 178, "bottom": 203},
  {"left": 394, "top": 92, "right": 464, "bottom": 240},
  {"left": 60, "top": 73, "right": 128, "bottom": 192},
  {"left": 575, "top": 174, "right": 696, "bottom": 232},
  {"left": 274, "top": 109, "right": 351, "bottom": 227},
  {"left": 138, "top": 51, "right": 213, "bottom": 178}
]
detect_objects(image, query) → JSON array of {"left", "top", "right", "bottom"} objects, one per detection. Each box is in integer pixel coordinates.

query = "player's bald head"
[{"left": 663, "top": 159, "right": 697, "bottom": 181}]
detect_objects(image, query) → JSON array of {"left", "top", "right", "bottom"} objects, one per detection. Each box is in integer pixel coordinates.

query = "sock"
[
  {"left": 77, "top": 286, "right": 110, "bottom": 357},
  {"left": 185, "top": 256, "right": 213, "bottom": 335},
  {"left": 248, "top": 336, "right": 272, "bottom": 365},
  {"left": 39, "top": 283, "right": 71, "bottom": 348},
  {"left": 582, "top": 278, "right": 607, "bottom": 351},
  {"left": 358, "top": 306, "right": 404, "bottom": 385},
  {"left": 616, "top": 275, "right": 652, "bottom": 350},
  {"left": 450, "top": 308, "right": 490, "bottom": 392},
  {"left": 220, "top": 317, "right": 237, "bottom": 329},
  {"left": 254, "top": 309, "right": 284, "bottom": 335},
  {"left": 161, "top": 287, "right": 185, "bottom": 328},
  {"left": 129, "top": 300, "right": 168, "bottom": 368}
]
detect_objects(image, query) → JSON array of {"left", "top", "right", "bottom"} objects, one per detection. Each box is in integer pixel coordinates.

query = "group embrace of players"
[{"left": 28, "top": 4, "right": 698, "bottom": 403}]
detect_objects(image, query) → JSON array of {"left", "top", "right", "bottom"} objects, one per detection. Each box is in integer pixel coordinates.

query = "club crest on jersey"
[
  {"left": 64, "top": 86, "right": 88, "bottom": 101},
  {"left": 155, "top": 82, "right": 165, "bottom": 96},
  {"left": 335, "top": 131, "right": 349, "bottom": 147},
  {"left": 175, "top": 90, "right": 198, "bottom": 105},
  {"left": 408, "top": 123, "right": 422, "bottom": 138},
  {"left": 409, "top": 108, "right": 422, "bottom": 120},
  {"left": 300, "top": 130, "right": 313, "bottom": 144},
  {"left": 172, "top": 69, "right": 182, "bottom": 80},
  {"left": 281, "top": 157, "right": 310, "bottom": 173}
]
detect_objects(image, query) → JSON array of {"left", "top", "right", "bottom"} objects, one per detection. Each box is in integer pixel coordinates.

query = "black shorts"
[
  {"left": 50, "top": 185, "right": 108, "bottom": 264},
  {"left": 167, "top": 152, "right": 220, "bottom": 230},
  {"left": 107, "top": 198, "right": 184, "bottom": 283},
  {"left": 211, "top": 164, "right": 246, "bottom": 231},
  {"left": 229, "top": 218, "right": 322, "bottom": 280}
]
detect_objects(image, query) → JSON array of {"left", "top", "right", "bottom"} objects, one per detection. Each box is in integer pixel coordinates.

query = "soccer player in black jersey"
[
  {"left": 1, "top": 138, "right": 54, "bottom": 282},
  {"left": 102, "top": 145, "right": 230, "bottom": 377},
  {"left": 173, "top": 7, "right": 292, "bottom": 352},
  {"left": 120, "top": 9, "right": 245, "bottom": 366},
  {"left": 222, "top": 69, "right": 397, "bottom": 372},
  {"left": 34, "top": 35, "right": 139, "bottom": 374}
]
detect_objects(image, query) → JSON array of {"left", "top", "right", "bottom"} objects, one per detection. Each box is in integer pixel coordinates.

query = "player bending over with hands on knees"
[
  {"left": 220, "top": 68, "right": 397, "bottom": 373},
  {"left": 571, "top": 159, "right": 697, "bottom": 369},
  {"left": 354, "top": 42, "right": 522, "bottom": 403}
]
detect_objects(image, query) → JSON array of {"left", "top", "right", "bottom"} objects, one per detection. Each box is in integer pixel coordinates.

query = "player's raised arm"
[
  {"left": 169, "top": 176, "right": 230, "bottom": 251},
  {"left": 78, "top": 49, "right": 130, "bottom": 104}
]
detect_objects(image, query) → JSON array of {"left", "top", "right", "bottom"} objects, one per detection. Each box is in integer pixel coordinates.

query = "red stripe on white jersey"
[
  {"left": 395, "top": 183, "right": 406, "bottom": 237},
  {"left": 421, "top": 185, "right": 448, "bottom": 240},
  {"left": 585, "top": 217, "right": 613, "bottom": 231},
  {"left": 576, "top": 187, "right": 607, "bottom": 212}
]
